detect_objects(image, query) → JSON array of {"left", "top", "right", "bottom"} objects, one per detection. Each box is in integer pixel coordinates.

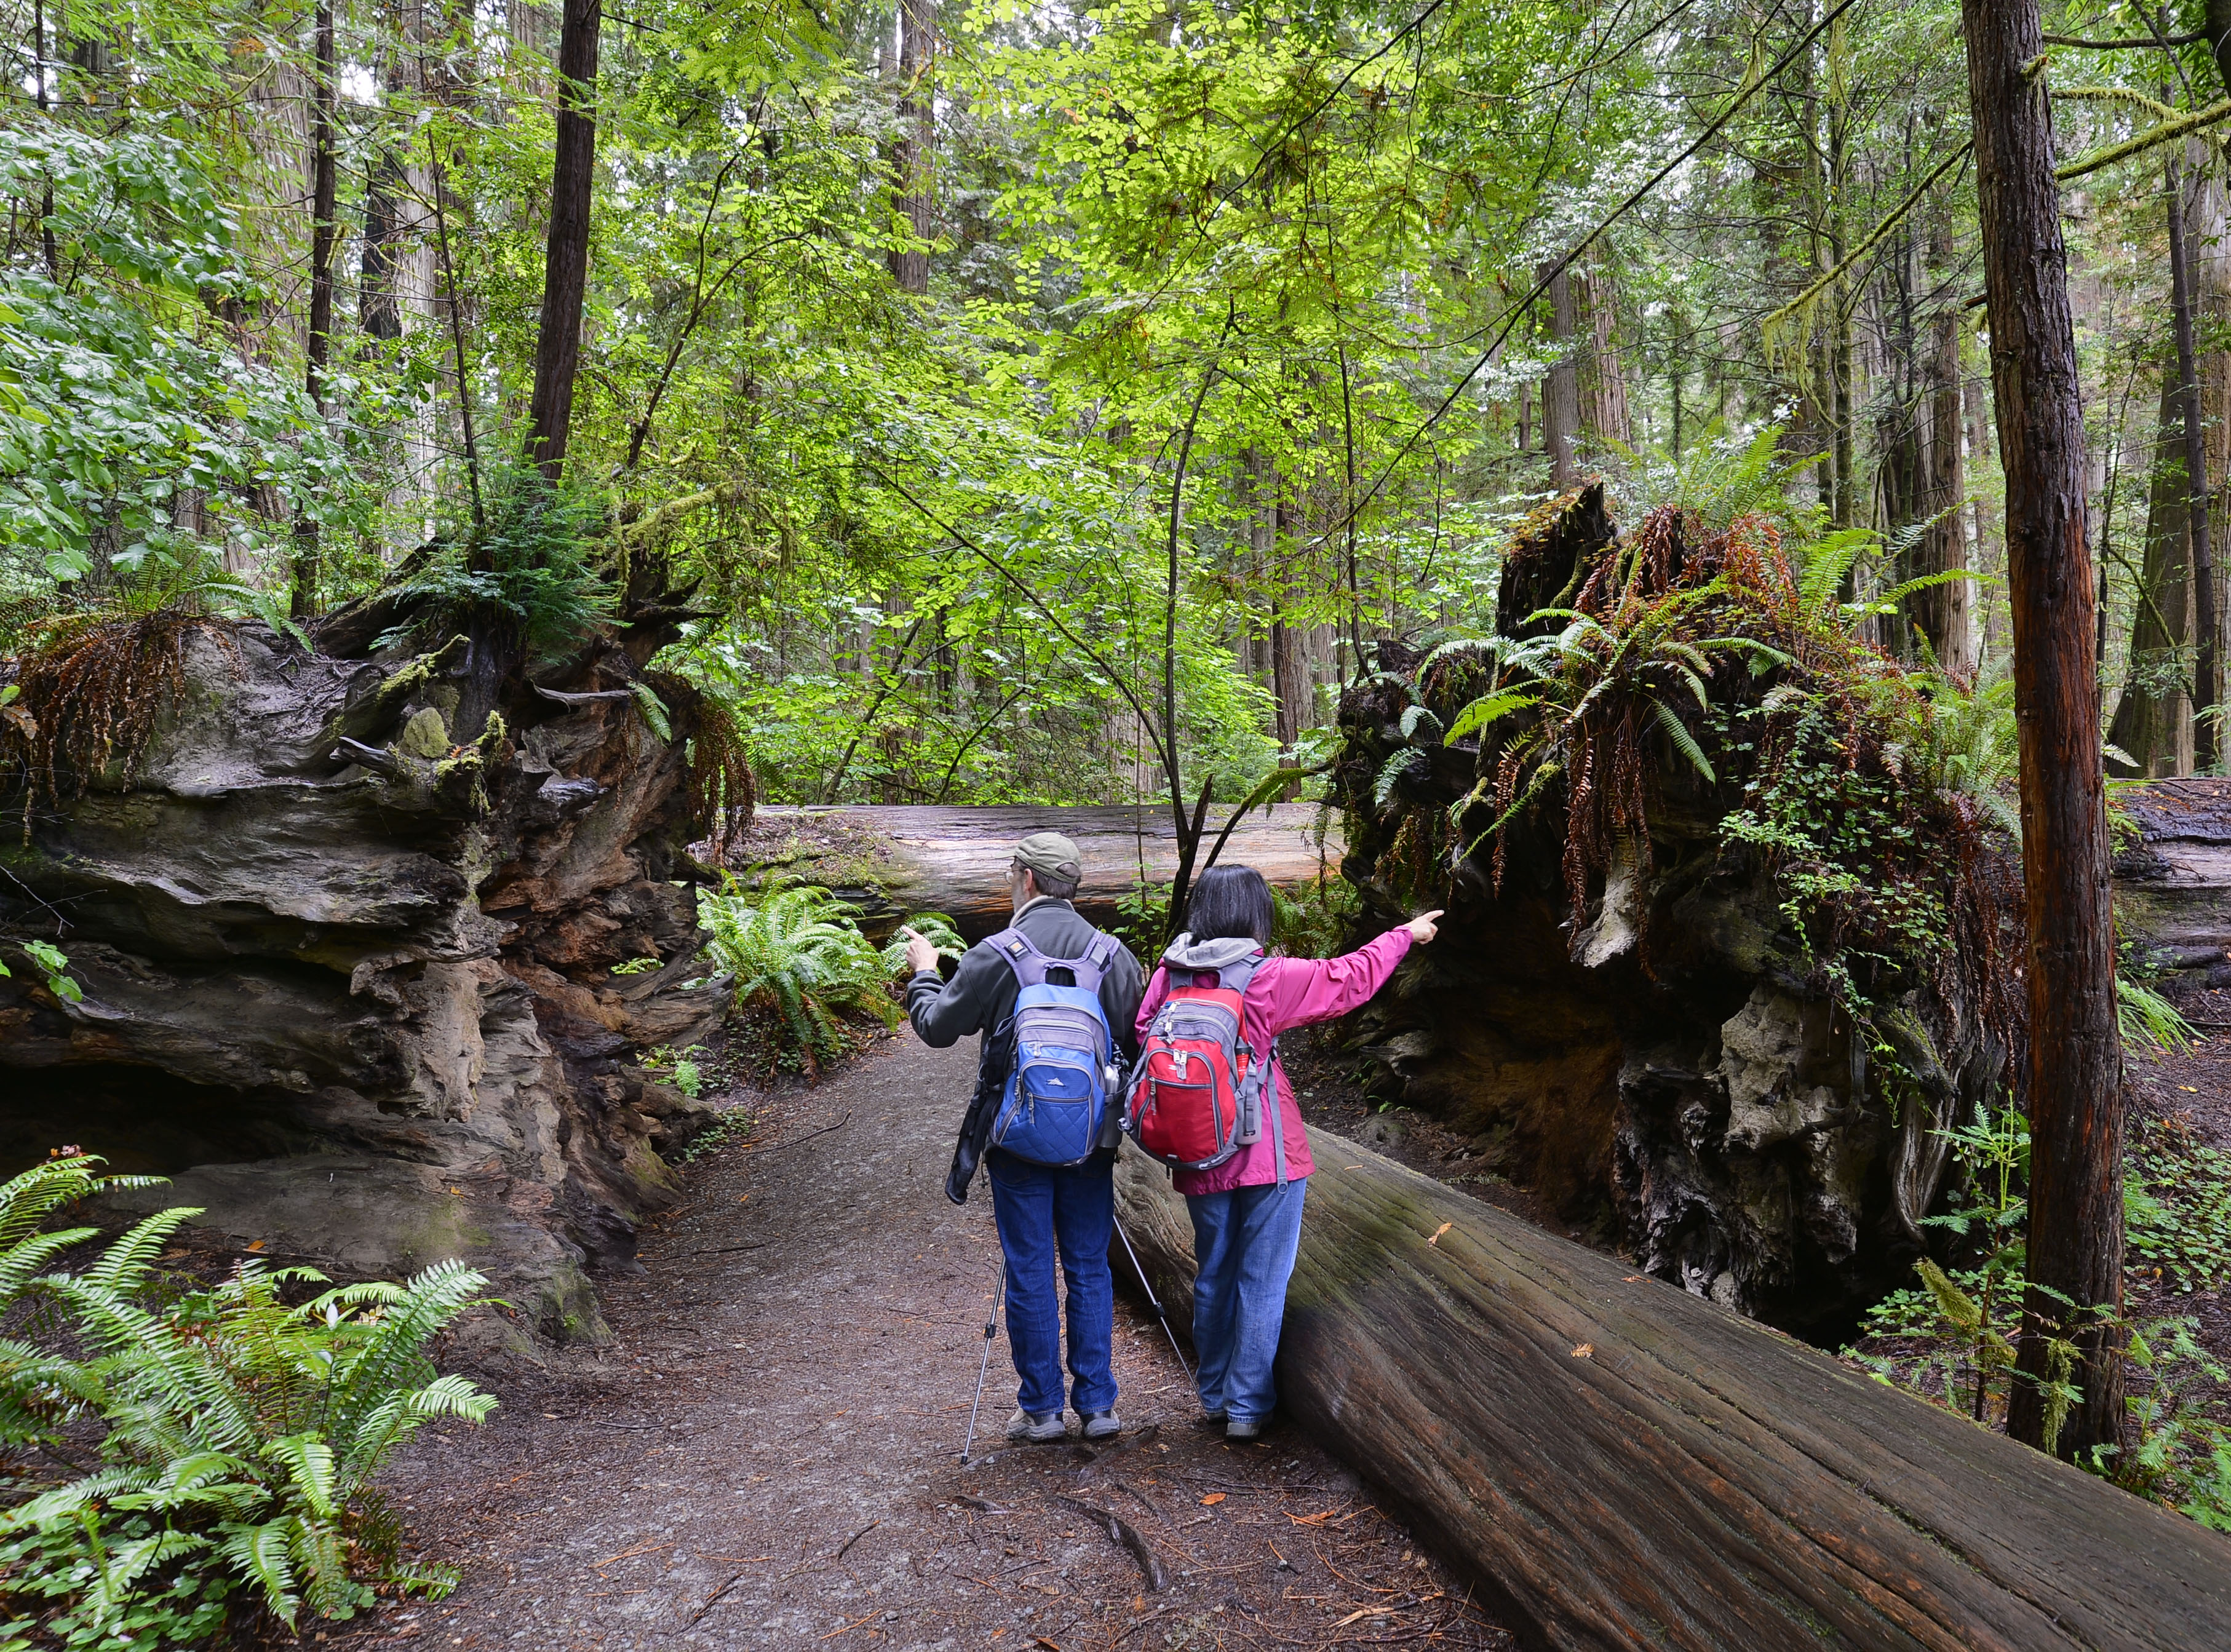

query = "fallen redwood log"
[
  {"left": 729, "top": 803, "right": 1340, "bottom": 940},
  {"left": 1112, "top": 1136, "right": 2231, "bottom": 1651}
]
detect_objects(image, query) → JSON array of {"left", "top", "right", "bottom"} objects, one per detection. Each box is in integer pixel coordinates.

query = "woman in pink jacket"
[{"left": 1134, "top": 865, "right": 1441, "bottom": 1440}]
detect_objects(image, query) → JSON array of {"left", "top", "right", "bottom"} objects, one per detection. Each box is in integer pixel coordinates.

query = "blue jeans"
[
  {"left": 987, "top": 1148, "right": 1117, "bottom": 1418},
  {"left": 1185, "top": 1178, "right": 1308, "bottom": 1424}
]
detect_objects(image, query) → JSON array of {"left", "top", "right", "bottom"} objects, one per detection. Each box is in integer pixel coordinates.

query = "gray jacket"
[{"left": 907, "top": 897, "right": 1145, "bottom": 1202}]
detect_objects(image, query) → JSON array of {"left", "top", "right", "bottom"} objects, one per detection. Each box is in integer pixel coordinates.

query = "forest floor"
[
  {"left": 312, "top": 1030, "right": 1514, "bottom": 1652},
  {"left": 2112, "top": 977, "right": 2231, "bottom": 1383}
]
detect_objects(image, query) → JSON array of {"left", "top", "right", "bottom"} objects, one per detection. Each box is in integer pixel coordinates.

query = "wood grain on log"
[
  {"left": 734, "top": 803, "right": 1340, "bottom": 940},
  {"left": 1112, "top": 1135, "right": 2231, "bottom": 1652}
]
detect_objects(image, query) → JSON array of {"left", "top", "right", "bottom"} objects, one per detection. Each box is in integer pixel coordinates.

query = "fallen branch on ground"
[{"left": 1054, "top": 1492, "right": 1170, "bottom": 1592}]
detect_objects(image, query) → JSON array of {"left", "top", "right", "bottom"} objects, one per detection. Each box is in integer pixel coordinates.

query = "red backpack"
[{"left": 1123, "top": 945, "right": 1278, "bottom": 1173}]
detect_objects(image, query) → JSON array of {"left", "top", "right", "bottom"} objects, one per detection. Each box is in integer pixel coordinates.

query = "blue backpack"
[{"left": 985, "top": 927, "right": 1121, "bottom": 1166}]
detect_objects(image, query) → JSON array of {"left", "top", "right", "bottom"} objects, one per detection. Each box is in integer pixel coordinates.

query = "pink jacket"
[{"left": 1134, "top": 927, "right": 1414, "bottom": 1194}]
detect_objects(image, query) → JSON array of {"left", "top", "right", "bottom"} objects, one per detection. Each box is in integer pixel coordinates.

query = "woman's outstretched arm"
[{"left": 1261, "top": 911, "right": 1441, "bottom": 1036}]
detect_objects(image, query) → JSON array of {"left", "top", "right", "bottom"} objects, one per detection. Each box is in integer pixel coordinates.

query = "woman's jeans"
[
  {"left": 1185, "top": 1178, "right": 1308, "bottom": 1423},
  {"left": 987, "top": 1148, "right": 1117, "bottom": 1418}
]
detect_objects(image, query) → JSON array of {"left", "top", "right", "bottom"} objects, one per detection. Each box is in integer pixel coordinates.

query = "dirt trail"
[{"left": 328, "top": 1031, "right": 1512, "bottom": 1651}]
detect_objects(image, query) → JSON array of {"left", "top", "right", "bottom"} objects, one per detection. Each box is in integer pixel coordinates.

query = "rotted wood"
[
  {"left": 730, "top": 804, "right": 1340, "bottom": 940},
  {"left": 1111, "top": 1136, "right": 2231, "bottom": 1652}
]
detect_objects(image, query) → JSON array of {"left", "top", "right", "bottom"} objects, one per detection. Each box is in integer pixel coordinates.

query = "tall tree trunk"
[
  {"left": 2168, "top": 156, "right": 2219, "bottom": 771},
  {"left": 1542, "top": 263, "right": 1580, "bottom": 490},
  {"left": 2106, "top": 377, "right": 2195, "bottom": 776},
  {"left": 887, "top": 0, "right": 934, "bottom": 294},
  {"left": 1917, "top": 269, "right": 1976, "bottom": 673},
  {"left": 291, "top": 0, "right": 337, "bottom": 622},
  {"left": 1878, "top": 230, "right": 1925, "bottom": 657},
  {"left": 525, "top": 0, "right": 600, "bottom": 483},
  {"left": 1962, "top": 0, "right": 2125, "bottom": 1460},
  {"left": 1575, "top": 266, "right": 1629, "bottom": 450}
]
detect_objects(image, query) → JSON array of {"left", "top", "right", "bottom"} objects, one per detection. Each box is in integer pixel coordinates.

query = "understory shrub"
[
  {"left": 695, "top": 880, "right": 958, "bottom": 1077},
  {"left": 1846, "top": 1110, "right": 2231, "bottom": 1531},
  {"left": 1, "top": 1154, "right": 494, "bottom": 1649}
]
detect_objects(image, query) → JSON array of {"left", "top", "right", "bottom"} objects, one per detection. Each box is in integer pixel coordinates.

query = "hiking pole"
[
  {"left": 959, "top": 1262, "right": 1007, "bottom": 1466},
  {"left": 1111, "top": 1211, "right": 1193, "bottom": 1385}
]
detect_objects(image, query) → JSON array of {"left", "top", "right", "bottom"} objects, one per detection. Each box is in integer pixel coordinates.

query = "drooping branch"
[
  {"left": 2042, "top": 30, "right": 2205, "bottom": 49},
  {"left": 2053, "top": 97, "right": 2231, "bottom": 183},
  {"left": 1760, "top": 141, "right": 1973, "bottom": 378}
]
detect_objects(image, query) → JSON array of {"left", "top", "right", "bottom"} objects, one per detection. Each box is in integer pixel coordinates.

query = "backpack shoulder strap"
[
  {"left": 1218, "top": 947, "right": 1270, "bottom": 996},
  {"left": 983, "top": 926, "right": 1051, "bottom": 989},
  {"left": 1059, "top": 928, "right": 1118, "bottom": 995}
]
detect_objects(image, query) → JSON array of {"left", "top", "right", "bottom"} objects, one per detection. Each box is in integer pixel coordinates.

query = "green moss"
[{"left": 396, "top": 705, "right": 450, "bottom": 758}]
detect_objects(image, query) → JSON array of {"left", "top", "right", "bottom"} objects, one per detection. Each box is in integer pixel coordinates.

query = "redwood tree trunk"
[
  {"left": 525, "top": 0, "right": 600, "bottom": 483},
  {"left": 292, "top": 0, "right": 337, "bottom": 622},
  {"left": 1542, "top": 263, "right": 1580, "bottom": 489},
  {"left": 1962, "top": 0, "right": 2125, "bottom": 1458},
  {"left": 1918, "top": 297, "right": 1974, "bottom": 673}
]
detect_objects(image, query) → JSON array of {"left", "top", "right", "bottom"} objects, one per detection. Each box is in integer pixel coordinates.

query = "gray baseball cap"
[{"left": 1014, "top": 830, "right": 1083, "bottom": 885}]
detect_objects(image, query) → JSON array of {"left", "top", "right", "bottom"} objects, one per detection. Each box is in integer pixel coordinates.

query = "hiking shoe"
[
  {"left": 1081, "top": 1409, "right": 1123, "bottom": 1441},
  {"left": 1196, "top": 1408, "right": 1228, "bottom": 1426},
  {"left": 1225, "top": 1416, "right": 1263, "bottom": 1441},
  {"left": 1005, "top": 1408, "right": 1065, "bottom": 1444}
]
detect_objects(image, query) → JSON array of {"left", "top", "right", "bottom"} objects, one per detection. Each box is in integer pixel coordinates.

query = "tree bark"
[
  {"left": 1542, "top": 263, "right": 1580, "bottom": 489},
  {"left": 887, "top": 0, "right": 934, "bottom": 294},
  {"left": 291, "top": 0, "right": 337, "bottom": 623},
  {"left": 2107, "top": 376, "right": 2196, "bottom": 776},
  {"left": 1575, "top": 267, "right": 1629, "bottom": 451},
  {"left": 1962, "top": 0, "right": 2125, "bottom": 1459},
  {"left": 2168, "top": 156, "right": 2220, "bottom": 769},
  {"left": 1110, "top": 1137, "right": 2231, "bottom": 1652},
  {"left": 525, "top": 0, "right": 600, "bottom": 483}
]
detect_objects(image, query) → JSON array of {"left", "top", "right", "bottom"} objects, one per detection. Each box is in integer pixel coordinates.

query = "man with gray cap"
[{"left": 902, "top": 832, "right": 1144, "bottom": 1442}]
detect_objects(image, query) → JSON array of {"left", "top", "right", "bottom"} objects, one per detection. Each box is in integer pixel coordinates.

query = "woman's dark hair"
[{"left": 1183, "top": 865, "right": 1275, "bottom": 945}]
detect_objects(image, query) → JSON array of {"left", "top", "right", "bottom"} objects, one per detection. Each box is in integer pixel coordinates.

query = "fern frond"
[
  {"left": 1650, "top": 699, "right": 1717, "bottom": 784},
  {"left": 408, "top": 1371, "right": 498, "bottom": 1423},
  {"left": 86, "top": 1205, "right": 205, "bottom": 1292},
  {"left": 1397, "top": 704, "right": 1444, "bottom": 744},
  {"left": 0, "top": 1223, "right": 101, "bottom": 1305},
  {"left": 220, "top": 1515, "right": 303, "bottom": 1626},
  {"left": 1444, "top": 690, "right": 1538, "bottom": 741},
  {"left": 1372, "top": 748, "right": 1424, "bottom": 808},
  {"left": 267, "top": 1432, "right": 340, "bottom": 1518},
  {"left": 84, "top": 1528, "right": 208, "bottom": 1629}
]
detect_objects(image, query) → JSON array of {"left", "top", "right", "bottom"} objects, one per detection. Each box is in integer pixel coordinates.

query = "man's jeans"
[
  {"left": 987, "top": 1148, "right": 1117, "bottom": 1418},
  {"left": 1185, "top": 1178, "right": 1308, "bottom": 1424}
]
